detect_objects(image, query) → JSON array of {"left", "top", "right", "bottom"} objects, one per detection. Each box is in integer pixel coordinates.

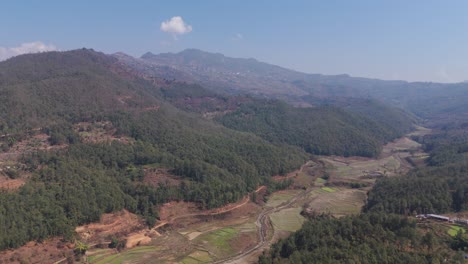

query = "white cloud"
[
  {"left": 0, "top": 41, "right": 58, "bottom": 61},
  {"left": 160, "top": 16, "right": 192, "bottom": 38}
]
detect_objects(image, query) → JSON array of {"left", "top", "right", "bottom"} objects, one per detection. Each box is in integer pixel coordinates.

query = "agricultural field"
[
  {"left": 89, "top": 246, "right": 160, "bottom": 264},
  {"left": 180, "top": 250, "right": 213, "bottom": 264},
  {"left": 193, "top": 227, "right": 239, "bottom": 257},
  {"left": 269, "top": 207, "right": 305, "bottom": 232},
  {"left": 304, "top": 188, "right": 367, "bottom": 217},
  {"left": 265, "top": 190, "right": 302, "bottom": 208},
  {"left": 83, "top": 202, "right": 261, "bottom": 264},
  {"left": 319, "top": 134, "right": 426, "bottom": 187}
]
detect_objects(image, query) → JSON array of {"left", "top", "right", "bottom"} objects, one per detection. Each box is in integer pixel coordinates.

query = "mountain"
[
  {"left": 137, "top": 49, "right": 320, "bottom": 98},
  {"left": 0, "top": 49, "right": 310, "bottom": 249},
  {"left": 151, "top": 81, "right": 415, "bottom": 157},
  {"left": 116, "top": 49, "right": 468, "bottom": 123}
]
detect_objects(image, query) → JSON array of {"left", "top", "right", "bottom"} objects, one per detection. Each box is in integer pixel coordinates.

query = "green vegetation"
[
  {"left": 448, "top": 225, "right": 465, "bottom": 237},
  {"left": 366, "top": 122, "right": 468, "bottom": 215},
  {"left": 321, "top": 187, "right": 336, "bottom": 193},
  {"left": 195, "top": 227, "right": 239, "bottom": 257},
  {"left": 217, "top": 100, "right": 413, "bottom": 157},
  {"left": 180, "top": 250, "right": 213, "bottom": 264},
  {"left": 259, "top": 213, "right": 459, "bottom": 263}
]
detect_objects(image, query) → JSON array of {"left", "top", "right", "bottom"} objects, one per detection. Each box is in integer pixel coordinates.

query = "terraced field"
[{"left": 270, "top": 207, "right": 305, "bottom": 232}]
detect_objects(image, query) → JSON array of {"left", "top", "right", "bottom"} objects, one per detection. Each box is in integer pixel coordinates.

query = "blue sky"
[{"left": 1, "top": 0, "right": 468, "bottom": 82}]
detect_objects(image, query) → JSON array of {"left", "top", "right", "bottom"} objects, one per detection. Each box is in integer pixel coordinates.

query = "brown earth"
[
  {"left": 0, "top": 177, "right": 26, "bottom": 190},
  {"left": 157, "top": 187, "right": 265, "bottom": 223},
  {"left": 0, "top": 238, "right": 73, "bottom": 264},
  {"left": 75, "top": 210, "right": 145, "bottom": 243},
  {"left": 124, "top": 233, "right": 153, "bottom": 249}
]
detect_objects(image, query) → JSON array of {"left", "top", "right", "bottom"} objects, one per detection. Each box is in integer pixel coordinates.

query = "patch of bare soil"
[
  {"left": 0, "top": 176, "right": 26, "bottom": 190},
  {"left": 0, "top": 238, "right": 73, "bottom": 264},
  {"left": 125, "top": 233, "right": 153, "bottom": 249},
  {"left": 143, "top": 168, "right": 181, "bottom": 188},
  {"left": 76, "top": 210, "right": 145, "bottom": 243},
  {"left": 158, "top": 192, "right": 255, "bottom": 223}
]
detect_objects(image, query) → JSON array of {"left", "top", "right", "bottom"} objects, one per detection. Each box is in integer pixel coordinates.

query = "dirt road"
[{"left": 218, "top": 189, "right": 311, "bottom": 264}]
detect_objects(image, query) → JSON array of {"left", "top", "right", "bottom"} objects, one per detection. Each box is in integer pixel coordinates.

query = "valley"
[
  {"left": 0, "top": 46, "right": 466, "bottom": 264},
  {"left": 54, "top": 127, "right": 426, "bottom": 264},
  {"left": 3, "top": 1, "right": 468, "bottom": 262}
]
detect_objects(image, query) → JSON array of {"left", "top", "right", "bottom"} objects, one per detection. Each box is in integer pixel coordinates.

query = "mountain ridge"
[{"left": 114, "top": 49, "right": 468, "bottom": 122}]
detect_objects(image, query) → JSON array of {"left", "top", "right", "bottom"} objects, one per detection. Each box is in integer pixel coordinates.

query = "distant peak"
[
  {"left": 113, "top": 52, "right": 135, "bottom": 59},
  {"left": 141, "top": 52, "right": 157, "bottom": 59}
]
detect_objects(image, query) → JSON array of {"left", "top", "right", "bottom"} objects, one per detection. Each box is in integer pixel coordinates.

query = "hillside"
[
  {"left": 152, "top": 82, "right": 415, "bottom": 157},
  {"left": 0, "top": 49, "right": 159, "bottom": 134},
  {"left": 116, "top": 49, "right": 468, "bottom": 122},
  {"left": 0, "top": 49, "right": 309, "bottom": 250},
  {"left": 217, "top": 100, "right": 413, "bottom": 157}
]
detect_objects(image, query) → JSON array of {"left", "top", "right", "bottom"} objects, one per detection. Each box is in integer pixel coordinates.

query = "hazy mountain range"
[{"left": 113, "top": 48, "right": 468, "bottom": 123}]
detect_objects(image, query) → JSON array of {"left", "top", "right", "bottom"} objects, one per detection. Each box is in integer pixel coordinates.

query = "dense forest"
[
  {"left": 259, "top": 213, "right": 460, "bottom": 264},
  {"left": 366, "top": 123, "right": 468, "bottom": 215},
  {"left": 303, "top": 96, "right": 417, "bottom": 136},
  {"left": 217, "top": 100, "right": 413, "bottom": 157}
]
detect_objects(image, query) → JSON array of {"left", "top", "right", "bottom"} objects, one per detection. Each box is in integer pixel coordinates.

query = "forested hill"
[
  {"left": 152, "top": 82, "right": 415, "bottom": 158},
  {"left": 216, "top": 100, "right": 414, "bottom": 157},
  {"left": 0, "top": 49, "right": 160, "bottom": 134},
  {"left": 0, "top": 49, "right": 308, "bottom": 249}
]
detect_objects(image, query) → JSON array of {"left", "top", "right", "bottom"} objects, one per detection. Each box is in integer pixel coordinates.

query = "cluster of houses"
[{"left": 416, "top": 214, "right": 468, "bottom": 225}]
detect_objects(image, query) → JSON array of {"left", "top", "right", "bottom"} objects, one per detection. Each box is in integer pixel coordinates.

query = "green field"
[
  {"left": 448, "top": 225, "right": 465, "bottom": 237},
  {"left": 89, "top": 246, "right": 159, "bottom": 264},
  {"left": 266, "top": 190, "right": 301, "bottom": 208},
  {"left": 194, "top": 227, "right": 239, "bottom": 257},
  {"left": 321, "top": 187, "right": 336, "bottom": 193},
  {"left": 270, "top": 207, "right": 305, "bottom": 232}
]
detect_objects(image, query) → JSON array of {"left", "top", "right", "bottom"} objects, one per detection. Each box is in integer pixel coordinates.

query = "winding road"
[{"left": 218, "top": 188, "right": 312, "bottom": 264}]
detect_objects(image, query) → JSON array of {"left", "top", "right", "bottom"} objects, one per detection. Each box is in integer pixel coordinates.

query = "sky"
[{"left": 1, "top": 0, "right": 468, "bottom": 83}]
